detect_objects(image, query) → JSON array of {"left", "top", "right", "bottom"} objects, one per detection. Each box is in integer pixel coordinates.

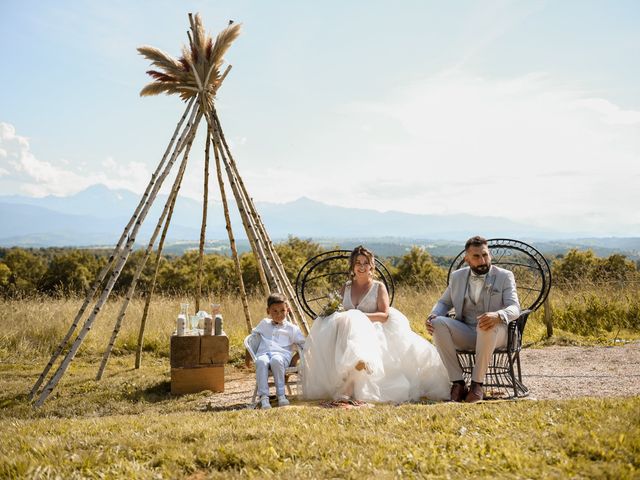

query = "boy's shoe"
[
  {"left": 260, "top": 395, "right": 272, "bottom": 409},
  {"left": 277, "top": 395, "right": 290, "bottom": 407}
]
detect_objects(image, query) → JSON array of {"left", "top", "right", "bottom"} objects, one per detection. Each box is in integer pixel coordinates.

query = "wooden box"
[
  {"left": 171, "top": 365, "right": 224, "bottom": 394},
  {"left": 170, "top": 334, "right": 229, "bottom": 394}
]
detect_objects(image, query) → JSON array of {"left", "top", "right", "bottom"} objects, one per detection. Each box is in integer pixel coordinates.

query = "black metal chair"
[
  {"left": 295, "top": 249, "right": 395, "bottom": 318},
  {"left": 447, "top": 238, "right": 552, "bottom": 398}
]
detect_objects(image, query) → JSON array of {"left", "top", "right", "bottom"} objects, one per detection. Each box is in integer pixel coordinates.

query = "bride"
[{"left": 302, "top": 245, "right": 450, "bottom": 403}]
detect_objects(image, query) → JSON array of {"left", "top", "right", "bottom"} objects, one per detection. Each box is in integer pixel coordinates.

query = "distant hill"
[
  {"left": 1, "top": 185, "right": 639, "bottom": 260},
  {"left": 0, "top": 185, "right": 548, "bottom": 245}
]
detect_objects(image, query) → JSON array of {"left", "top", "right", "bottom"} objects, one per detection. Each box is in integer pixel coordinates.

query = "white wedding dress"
[{"left": 302, "top": 281, "right": 450, "bottom": 402}]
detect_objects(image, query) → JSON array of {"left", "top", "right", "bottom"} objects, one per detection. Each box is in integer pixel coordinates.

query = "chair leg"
[
  {"left": 516, "top": 352, "right": 523, "bottom": 382},
  {"left": 252, "top": 384, "right": 258, "bottom": 403},
  {"left": 506, "top": 351, "right": 518, "bottom": 398}
]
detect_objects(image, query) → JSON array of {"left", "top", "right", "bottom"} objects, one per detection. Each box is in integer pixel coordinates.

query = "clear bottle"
[{"left": 189, "top": 315, "right": 199, "bottom": 334}]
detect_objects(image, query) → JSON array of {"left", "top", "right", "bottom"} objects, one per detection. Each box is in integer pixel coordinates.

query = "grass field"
[
  {"left": 1, "top": 290, "right": 639, "bottom": 478},
  {"left": 1, "top": 396, "right": 638, "bottom": 479}
]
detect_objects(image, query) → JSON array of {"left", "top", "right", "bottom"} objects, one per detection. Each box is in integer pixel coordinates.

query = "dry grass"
[
  {"left": 1, "top": 289, "right": 639, "bottom": 478},
  {"left": 0, "top": 393, "right": 638, "bottom": 478},
  {"left": 1, "top": 285, "right": 637, "bottom": 367}
]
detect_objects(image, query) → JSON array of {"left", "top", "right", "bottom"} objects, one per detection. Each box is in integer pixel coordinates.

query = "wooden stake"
[
  {"left": 208, "top": 112, "right": 278, "bottom": 293},
  {"left": 196, "top": 128, "right": 211, "bottom": 312},
  {"left": 212, "top": 109, "right": 309, "bottom": 333},
  {"left": 134, "top": 125, "right": 194, "bottom": 369},
  {"left": 28, "top": 98, "right": 196, "bottom": 400},
  {"left": 209, "top": 114, "right": 253, "bottom": 334},
  {"left": 35, "top": 108, "right": 203, "bottom": 407},
  {"left": 96, "top": 129, "right": 197, "bottom": 381}
]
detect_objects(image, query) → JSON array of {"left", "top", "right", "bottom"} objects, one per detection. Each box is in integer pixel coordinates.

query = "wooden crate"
[
  {"left": 171, "top": 365, "right": 224, "bottom": 394},
  {"left": 170, "top": 334, "right": 229, "bottom": 394}
]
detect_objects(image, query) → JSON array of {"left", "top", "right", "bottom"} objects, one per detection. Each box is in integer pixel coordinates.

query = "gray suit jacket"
[{"left": 431, "top": 265, "right": 521, "bottom": 324}]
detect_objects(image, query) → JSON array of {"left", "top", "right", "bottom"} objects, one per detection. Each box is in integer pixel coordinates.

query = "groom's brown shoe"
[
  {"left": 450, "top": 382, "right": 468, "bottom": 402},
  {"left": 465, "top": 381, "right": 484, "bottom": 403}
]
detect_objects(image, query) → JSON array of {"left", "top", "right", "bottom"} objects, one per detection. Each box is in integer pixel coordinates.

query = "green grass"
[
  {"left": 1, "top": 392, "right": 638, "bottom": 478},
  {"left": 1, "top": 290, "right": 639, "bottom": 478}
]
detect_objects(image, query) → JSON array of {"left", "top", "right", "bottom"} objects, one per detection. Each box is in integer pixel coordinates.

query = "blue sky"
[{"left": 1, "top": 1, "right": 639, "bottom": 235}]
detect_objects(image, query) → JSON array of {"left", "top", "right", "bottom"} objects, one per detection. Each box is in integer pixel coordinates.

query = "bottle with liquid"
[
  {"left": 214, "top": 314, "right": 224, "bottom": 336},
  {"left": 204, "top": 316, "right": 213, "bottom": 335},
  {"left": 176, "top": 302, "right": 189, "bottom": 336},
  {"left": 210, "top": 303, "right": 223, "bottom": 335},
  {"left": 176, "top": 316, "right": 186, "bottom": 336}
]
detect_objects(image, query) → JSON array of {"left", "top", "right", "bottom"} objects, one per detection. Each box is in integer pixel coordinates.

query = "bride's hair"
[{"left": 349, "top": 245, "right": 375, "bottom": 278}]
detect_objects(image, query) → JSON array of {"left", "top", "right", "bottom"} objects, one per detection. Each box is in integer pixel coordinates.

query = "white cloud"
[
  {"left": 2, "top": 68, "right": 639, "bottom": 237},
  {"left": 282, "top": 72, "right": 640, "bottom": 234},
  {"left": 572, "top": 98, "right": 640, "bottom": 126},
  {"left": 0, "top": 122, "right": 151, "bottom": 197}
]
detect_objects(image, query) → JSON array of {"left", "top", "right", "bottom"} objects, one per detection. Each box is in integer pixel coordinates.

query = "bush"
[
  {"left": 553, "top": 249, "right": 638, "bottom": 286},
  {"left": 551, "top": 290, "right": 640, "bottom": 335},
  {"left": 393, "top": 246, "right": 447, "bottom": 289}
]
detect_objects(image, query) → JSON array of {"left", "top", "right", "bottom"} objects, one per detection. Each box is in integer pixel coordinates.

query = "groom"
[{"left": 426, "top": 236, "right": 520, "bottom": 403}]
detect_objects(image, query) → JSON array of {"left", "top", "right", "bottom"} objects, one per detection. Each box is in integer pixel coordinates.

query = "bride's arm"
[{"left": 366, "top": 282, "right": 389, "bottom": 323}]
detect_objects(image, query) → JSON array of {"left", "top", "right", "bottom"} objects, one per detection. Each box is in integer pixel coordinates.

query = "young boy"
[{"left": 252, "top": 293, "right": 305, "bottom": 409}]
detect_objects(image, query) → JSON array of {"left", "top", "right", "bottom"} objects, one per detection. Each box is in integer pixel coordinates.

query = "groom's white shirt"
[{"left": 431, "top": 265, "right": 520, "bottom": 324}]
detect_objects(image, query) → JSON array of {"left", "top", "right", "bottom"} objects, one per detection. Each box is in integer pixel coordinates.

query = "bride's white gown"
[{"left": 302, "top": 281, "right": 450, "bottom": 402}]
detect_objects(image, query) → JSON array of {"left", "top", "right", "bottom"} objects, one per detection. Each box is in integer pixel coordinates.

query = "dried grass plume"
[{"left": 138, "top": 13, "right": 241, "bottom": 102}]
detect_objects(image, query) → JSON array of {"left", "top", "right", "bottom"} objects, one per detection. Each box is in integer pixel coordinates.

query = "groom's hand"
[
  {"left": 426, "top": 314, "right": 436, "bottom": 334},
  {"left": 477, "top": 312, "right": 500, "bottom": 330}
]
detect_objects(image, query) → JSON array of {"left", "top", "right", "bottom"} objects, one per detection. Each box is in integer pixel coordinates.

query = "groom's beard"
[{"left": 470, "top": 264, "right": 490, "bottom": 275}]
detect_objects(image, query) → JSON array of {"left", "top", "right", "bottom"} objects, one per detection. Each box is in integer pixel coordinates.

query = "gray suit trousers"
[{"left": 431, "top": 316, "right": 508, "bottom": 383}]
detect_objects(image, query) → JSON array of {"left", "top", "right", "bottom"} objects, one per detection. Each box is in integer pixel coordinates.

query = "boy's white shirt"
[{"left": 253, "top": 318, "right": 306, "bottom": 362}]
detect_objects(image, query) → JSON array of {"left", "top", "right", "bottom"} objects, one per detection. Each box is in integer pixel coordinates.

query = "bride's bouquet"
[{"left": 320, "top": 291, "right": 344, "bottom": 317}]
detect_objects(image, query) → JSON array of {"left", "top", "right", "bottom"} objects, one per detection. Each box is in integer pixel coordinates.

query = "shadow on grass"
[
  {"left": 202, "top": 402, "right": 252, "bottom": 412},
  {"left": 123, "top": 380, "right": 172, "bottom": 403},
  {"left": 0, "top": 392, "right": 29, "bottom": 409}
]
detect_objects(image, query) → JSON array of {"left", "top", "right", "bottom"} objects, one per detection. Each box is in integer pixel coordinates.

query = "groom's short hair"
[{"left": 465, "top": 236, "right": 488, "bottom": 251}]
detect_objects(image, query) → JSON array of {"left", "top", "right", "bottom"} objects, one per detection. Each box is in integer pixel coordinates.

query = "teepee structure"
[{"left": 29, "top": 13, "right": 308, "bottom": 407}]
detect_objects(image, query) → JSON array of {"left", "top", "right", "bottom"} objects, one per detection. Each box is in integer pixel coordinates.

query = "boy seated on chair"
[{"left": 252, "top": 292, "right": 305, "bottom": 409}]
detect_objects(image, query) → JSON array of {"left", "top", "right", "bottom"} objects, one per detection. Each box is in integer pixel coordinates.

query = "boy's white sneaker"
[
  {"left": 260, "top": 396, "right": 271, "bottom": 409},
  {"left": 277, "top": 395, "right": 290, "bottom": 407}
]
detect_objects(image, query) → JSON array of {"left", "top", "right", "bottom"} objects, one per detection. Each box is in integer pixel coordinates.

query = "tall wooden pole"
[
  {"left": 205, "top": 114, "right": 274, "bottom": 296},
  {"left": 196, "top": 128, "right": 211, "bottom": 312},
  {"left": 133, "top": 181, "right": 181, "bottom": 369},
  {"left": 212, "top": 109, "right": 309, "bottom": 333},
  {"left": 209, "top": 112, "right": 253, "bottom": 333},
  {"left": 29, "top": 98, "right": 197, "bottom": 400},
  {"left": 96, "top": 128, "right": 197, "bottom": 380},
  {"left": 215, "top": 135, "right": 279, "bottom": 292},
  {"left": 35, "top": 107, "right": 203, "bottom": 407}
]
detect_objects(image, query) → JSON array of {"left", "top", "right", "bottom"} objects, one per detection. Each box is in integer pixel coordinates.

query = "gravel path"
[
  {"left": 520, "top": 341, "right": 640, "bottom": 400},
  {"left": 202, "top": 342, "right": 640, "bottom": 410}
]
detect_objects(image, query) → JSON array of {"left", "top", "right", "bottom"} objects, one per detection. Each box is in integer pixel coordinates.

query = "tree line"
[{"left": 0, "top": 239, "right": 637, "bottom": 297}]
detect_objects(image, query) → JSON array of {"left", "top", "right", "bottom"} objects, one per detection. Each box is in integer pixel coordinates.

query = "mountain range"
[{"left": 1, "top": 185, "right": 639, "bottom": 259}]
